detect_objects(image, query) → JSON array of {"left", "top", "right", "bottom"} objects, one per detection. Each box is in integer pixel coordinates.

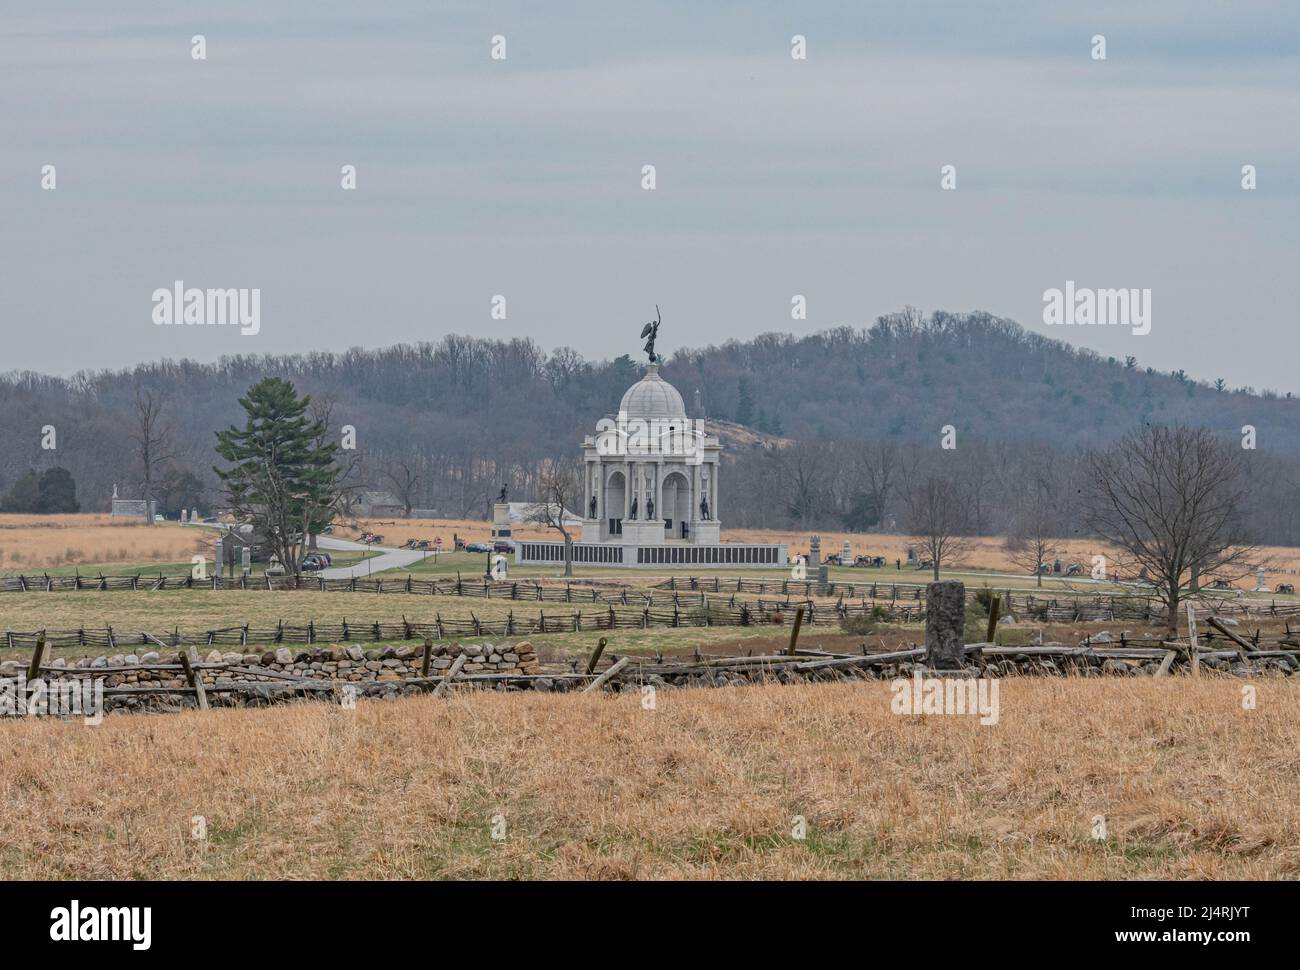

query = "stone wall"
[{"left": 0, "top": 641, "right": 541, "bottom": 694}]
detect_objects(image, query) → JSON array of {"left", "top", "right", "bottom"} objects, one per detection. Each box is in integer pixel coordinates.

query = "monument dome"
[
  {"left": 513, "top": 310, "right": 785, "bottom": 568},
  {"left": 618, "top": 364, "right": 686, "bottom": 421}
]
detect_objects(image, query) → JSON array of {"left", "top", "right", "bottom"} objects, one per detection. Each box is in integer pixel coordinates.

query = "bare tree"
[
  {"left": 856, "top": 440, "right": 899, "bottom": 530},
  {"left": 1006, "top": 458, "right": 1061, "bottom": 587},
  {"left": 1083, "top": 425, "right": 1256, "bottom": 635},
  {"left": 525, "top": 465, "right": 580, "bottom": 577},
  {"left": 772, "top": 440, "right": 831, "bottom": 528},
  {"left": 382, "top": 455, "right": 422, "bottom": 517},
  {"left": 903, "top": 475, "right": 971, "bottom": 581},
  {"left": 307, "top": 396, "right": 364, "bottom": 547},
  {"left": 129, "top": 388, "right": 173, "bottom": 525}
]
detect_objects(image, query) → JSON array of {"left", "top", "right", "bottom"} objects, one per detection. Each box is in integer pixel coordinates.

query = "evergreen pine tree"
[{"left": 215, "top": 378, "right": 341, "bottom": 575}]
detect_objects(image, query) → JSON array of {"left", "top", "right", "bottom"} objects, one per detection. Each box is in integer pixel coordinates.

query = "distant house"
[
  {"left": 358, "top": 490, "right": 405, "bottom": 518},
  {"left": 216, "top": 524, "right": 270, "bottom": 566}
]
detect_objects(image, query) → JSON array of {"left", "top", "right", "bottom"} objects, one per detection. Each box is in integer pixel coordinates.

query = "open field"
[
  {"left": 2, "top": 678, "right": 1296, "bottom": 879},
  {"left": 343, "top": 517, "right": 1300, "bottom": 589},
  {"left": 5, "top": 515, "right": 1300, "bottom": 596},
  {"left": 0, "top": 515, "right": 207, "bottom": 571}
]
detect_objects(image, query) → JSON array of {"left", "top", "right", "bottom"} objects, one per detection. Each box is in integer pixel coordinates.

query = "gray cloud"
[{"left": 2, "top": 1, "right": 1297, "bottom": 393}]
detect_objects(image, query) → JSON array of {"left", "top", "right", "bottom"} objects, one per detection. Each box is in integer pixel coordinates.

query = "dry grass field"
[
  {"left": 3, "top": 515, "right": 1299, "bottom": 593},
  {"left": 343, "top": 517, "right": 1300, "bottom": 587},
  {"left": 0, "top": 515, "right": 206, "bottom": 570},
  {"left": 1, "top": 678, "right": 1295, "bottom": 880}
]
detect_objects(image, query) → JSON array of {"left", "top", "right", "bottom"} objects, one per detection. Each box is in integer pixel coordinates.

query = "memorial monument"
[{"left": 514, "top": 311, "right": 785, "bottom": 568}]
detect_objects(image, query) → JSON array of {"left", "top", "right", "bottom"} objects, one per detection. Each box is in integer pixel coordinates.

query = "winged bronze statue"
[{"left": 640, "top": 305, "right": 661, "bottom": 363}]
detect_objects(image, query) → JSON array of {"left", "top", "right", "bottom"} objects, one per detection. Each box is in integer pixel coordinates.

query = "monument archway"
[
  {"left": 605, "top": 469, "right": 626, "bottom": 536},
  {"left": 661, "top": 470, "right": 691, "bottom": 538}
]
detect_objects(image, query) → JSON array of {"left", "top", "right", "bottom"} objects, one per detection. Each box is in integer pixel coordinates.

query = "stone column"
[
  {"left": 692, "top": 464, "right": 701, "bottom": 525},
  {"left": 710, "top": 461, "right": 718, "bottom": 520},
  {"left": 925, "top": 581, "right": 966, "bottom": 669},
  {"left": 623, "top": 461, "right": 631, "bottom": 521},
  {"left": 654, "top": 461, "right": 663, "bottom": 530}
]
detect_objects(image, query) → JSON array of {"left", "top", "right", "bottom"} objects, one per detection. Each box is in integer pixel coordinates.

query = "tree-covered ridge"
[{"left": 1, "top": 310, "right": 1296, "bottom": 541}]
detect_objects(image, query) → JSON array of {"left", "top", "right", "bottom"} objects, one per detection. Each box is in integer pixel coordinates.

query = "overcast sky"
[{"left": 3, "top": 1, "right": 1298, "bottom": 390}]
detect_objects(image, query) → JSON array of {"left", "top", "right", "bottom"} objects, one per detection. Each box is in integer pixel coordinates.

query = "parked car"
[
  {"left": 465, "top": 541, "right": 491, "bottom": 553},
  {"left": 493, "top": 541, "right": 515, "bottom": 553},
  {"left": 300, "top": 554, "right": 329, "bottom": 572}
]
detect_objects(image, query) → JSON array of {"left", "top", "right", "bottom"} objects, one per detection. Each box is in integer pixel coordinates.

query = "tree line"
[{"left": 0, "top": 310, "right": 1297, "bottom": 544}]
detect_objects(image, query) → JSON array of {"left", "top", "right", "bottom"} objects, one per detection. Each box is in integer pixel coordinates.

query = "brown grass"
[
  {"left": 2, "top": 678, "right": 1296, "bottom": 879},
  {"left": 341, "top": 517, "right": 1300, "bottom": 587},
  {"left": 0, "top": 515, "right": 205, "bottom": 569}
]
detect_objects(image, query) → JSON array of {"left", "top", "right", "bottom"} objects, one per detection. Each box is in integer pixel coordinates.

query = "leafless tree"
[
  {"left": 773, "top": 440, "right": 831, "bottom": 527},
  {"left": 1006, "top": 460, "right": 1061, "bottom": 587},
  {"left": 309, "top": 395, "right": 363, "bottom": 546},
  {"left": 855, "top": 440, "right": 900, "bottom": 530},
  {"left": 129, "top": 388, "right": 173, "bottom": 525},
  {"left": 1083, "top": 425, "right": 1256, "bottom": 634},
  {"left": 903, "top": 475, "right": 971, "bottom": 581},
  {"left": 525, "top": 465, "right": 580, "bottom": 576},
  {"left": 382, "top": 455, "right": 422, "bottom": 517}
]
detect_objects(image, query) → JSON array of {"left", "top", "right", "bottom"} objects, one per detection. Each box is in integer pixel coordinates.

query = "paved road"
[
  {"left": 315, "top": 535, "right": 433, "bottom": 579},
  {"left": 186, "top": 523, "right": 434, "bottom": 579}
]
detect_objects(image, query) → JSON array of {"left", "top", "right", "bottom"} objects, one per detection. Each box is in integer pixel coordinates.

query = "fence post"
[
  {"left": 787, "top": 606, "right": 806, "bottom": 655},
  {"left": 27, "top": 633, "right": 47, "bottom": 681},
  {"left": 180, "top": 647, "right": 209, "bottom": 711},
  {"left": 586, "top": 636, "right": 608, "bottom": 675}
]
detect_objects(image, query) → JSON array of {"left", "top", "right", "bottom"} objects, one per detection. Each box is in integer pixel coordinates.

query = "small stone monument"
[
  {"left": 491, "top": 495, "right": 512, "bottom": 545},
  {"left": 841, "top": 540, "right": 852, "bottom": 565},
  {"left": 214, "top": 537, "right": 225, "bottom": 579},
  {"left": 809, "top": 535, "right": 821, "bottom": 567},
  {"left": 906, "top": 544, "right": 918, "bottom": 566},
  {"left": 925, "top": 580, "right": 966, "bottom": 670},
  {"left": 241, "top": 546, "right": 252, "bottom": 578},
  {"left": 181, "top": 509, "right": 188, "bottom": 524},
  {"left": 1255, "top": 567, "right": 1268, "bottom": 593}
]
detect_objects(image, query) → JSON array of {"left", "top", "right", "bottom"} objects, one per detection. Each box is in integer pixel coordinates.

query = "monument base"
[
  {"left": 516, "top": 540, "right": 786, "bottom": 569},
  {"left": 490, "top": 502, "right": 512, "bottom": 544},
  {"left": 692, "top": 521, "right": 721, "bottom": 544}
]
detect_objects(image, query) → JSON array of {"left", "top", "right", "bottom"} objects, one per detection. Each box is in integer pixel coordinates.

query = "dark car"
[
  {"left": 465, "top": 541, "right": 491, "bottom": 553},
  {"left": 493, "top": 541, "right": 514, "bottom": 553}
]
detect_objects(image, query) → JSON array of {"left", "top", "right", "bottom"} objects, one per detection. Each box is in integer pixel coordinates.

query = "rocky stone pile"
[{"left": 0, "top": 640, "right": 541, "bottom": 696}]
